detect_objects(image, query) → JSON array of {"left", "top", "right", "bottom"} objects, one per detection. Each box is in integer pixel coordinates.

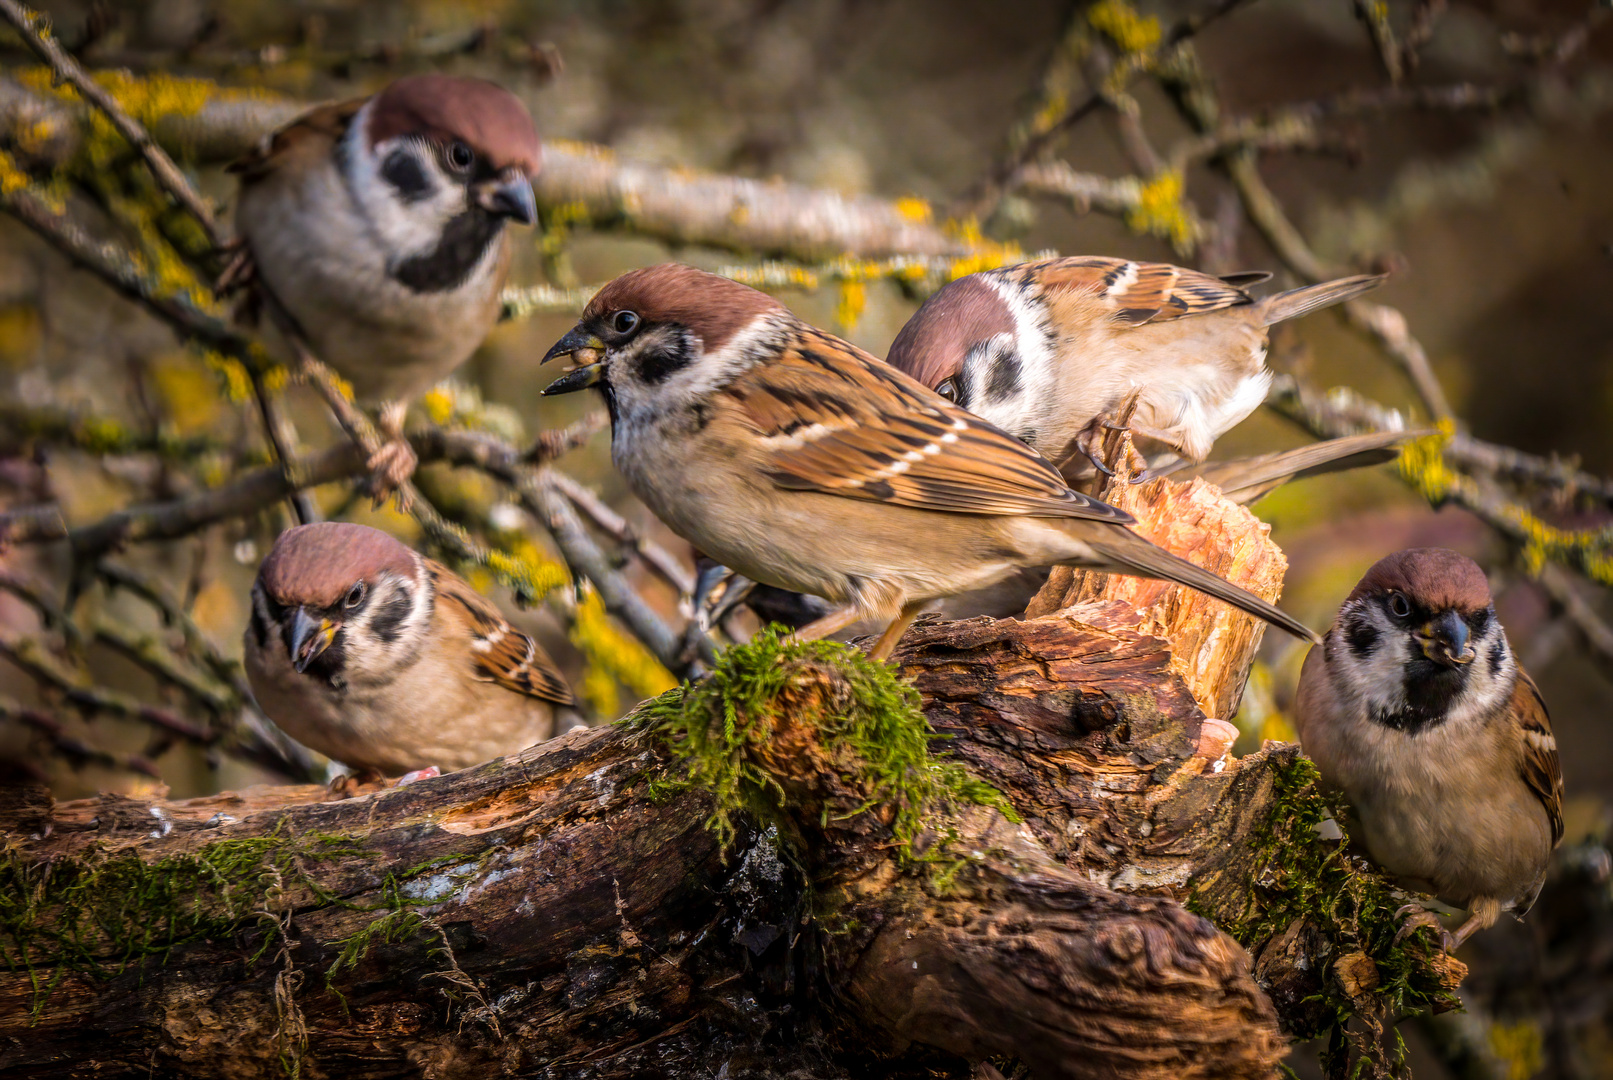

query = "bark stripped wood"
[{"left": 1026, "top": 423, "right": 1286, "bottom": 723}]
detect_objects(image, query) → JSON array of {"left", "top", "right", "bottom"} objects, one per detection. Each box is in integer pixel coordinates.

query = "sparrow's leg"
[
  {"left": 786, "top": 604, "right": 865, "bottom": 644},
  {"left": 1447, "top": 896, "right": 1503, "bottom": 949},
  {"left": 1392, "top": 902, "right": 1455, "bottom": 951},
  {"left": 693, "top": 563, "right": 756, "bottom": 633},
  {"left": 867, "top": 600, "right": 925, "bottom": 662},
  {"left": 365, "top": 399, "right": 419, "bottom": 504}
]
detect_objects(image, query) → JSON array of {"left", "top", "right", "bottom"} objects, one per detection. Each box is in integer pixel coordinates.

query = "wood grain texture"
[{"left": 1025, "top": 423, "right": 1287, "bottom": 722}]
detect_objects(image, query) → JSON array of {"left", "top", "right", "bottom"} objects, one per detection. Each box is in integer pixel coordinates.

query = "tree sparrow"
[
  {"left": 885, "top": 257, "right": 1386, "bottom": 474},
  {"left": 691, "top": 430, "right": 1413, "bottom": 633},
  {"left": 1294, "top": 548, "right": 1564, "bottom": 949},
  {"left": 221, "top": 74, "right": 542, "bottom": 490},
  {"left": 244, "top": 522, "right": 573, "bottom": 778},
  {"left": 540, "top": 263, "right": 1318, "bottom": 660}
]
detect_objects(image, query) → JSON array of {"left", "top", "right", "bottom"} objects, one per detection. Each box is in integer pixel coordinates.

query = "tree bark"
[{"left": 0, "top": 478, "right": 1463, "bottom": 1080}]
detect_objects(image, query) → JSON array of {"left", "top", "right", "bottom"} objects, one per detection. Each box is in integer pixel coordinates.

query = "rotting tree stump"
[{"left": 0, "top": 477, "right": 1463, "bottom": 1080}]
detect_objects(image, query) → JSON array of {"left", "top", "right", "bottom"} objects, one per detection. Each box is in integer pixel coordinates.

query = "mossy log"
[{"left": 0, "top": 477, "right": 1463, "bottom": 1079}]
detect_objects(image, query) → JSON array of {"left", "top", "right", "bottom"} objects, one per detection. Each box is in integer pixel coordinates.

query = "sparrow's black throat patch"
[
  {"left": 393, "top": 209, "right": 504, "bottom": 293},
  {"left": 1372, "top": 657, "right": 1470, "bottom": 734}
]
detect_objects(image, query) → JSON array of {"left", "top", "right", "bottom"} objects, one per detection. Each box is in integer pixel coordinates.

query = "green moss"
[
  {"left": 632, "top": 628, "right": 1016, "bottom": 866},
  {"left": 1191, "top": 755, "right": 1458, "bottom": 1063},
  {"left": 324, "top": 909, "right": 424, "bottom": 989},
  {"left": 0, "top": 827, "right": 365, "bottom": 1008}
]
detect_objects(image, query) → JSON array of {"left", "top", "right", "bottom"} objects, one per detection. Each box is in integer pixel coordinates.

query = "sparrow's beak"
[
  {"left": 288, "top": 607, "right": 338, "bottom": 674},
  {"left": 541, "top": 326, "right": 607, "bottom": 395},
  {"left": 1415, "top": 610, "right": 1474, "bottom": 668},
  {"left": 474, "top": 172, "right": 538, "bottom": 226}
]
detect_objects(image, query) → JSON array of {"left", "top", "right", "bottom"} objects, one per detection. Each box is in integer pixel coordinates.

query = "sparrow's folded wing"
[
  {"left": 429, "top": 563, "right": 574, "bottom": 707},
  {"left": 727, "top": 328, "right": 1133, "bottom": 524}
]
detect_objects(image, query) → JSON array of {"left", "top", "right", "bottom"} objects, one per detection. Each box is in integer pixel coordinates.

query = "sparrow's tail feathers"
[
  {"left": 1258, "top": 273, "right": 1387, "bottom": 326},
  {"left": 1183, "top": 430, "right": 1419, "bottom": 504},
  {"left": 1077, "top": 536, "right": 1322, "bottom": 644}
]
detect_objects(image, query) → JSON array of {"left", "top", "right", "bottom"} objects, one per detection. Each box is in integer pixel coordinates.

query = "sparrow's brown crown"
[
  {"left": 259, "top": 523, "right": 418, "bottom": 609},
  {"left": 367, "top": 75, "right": 542, "bottom": 176},
  {"left": 885, "top": 275, "right": 1014, "bottom": 388},
  {"left": 1346, "top": 547, "right": 1493, "bottom": 613},
  {"left": 583, "top": 264, "right": 785, "bottom": 352}
]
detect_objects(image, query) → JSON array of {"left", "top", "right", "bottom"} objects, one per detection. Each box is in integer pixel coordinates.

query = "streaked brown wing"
[
  {"left": 727, "top": 327, "right": 1132, "bottom": 524},
  {"left": 227, "top": 98, "right": 366, "bottom": 182},
  {"left": 1515, "top": 668, "right": 1564, "bottom": 847},
  {"left": 428, "top": 563, "right": 574, "bottom": 707},
  {"left": 1027, "top": 255, "right": 1259, "bottom": 326}
]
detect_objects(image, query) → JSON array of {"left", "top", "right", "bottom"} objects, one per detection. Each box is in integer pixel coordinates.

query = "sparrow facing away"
[
  {"left": 885, "top": 256, "right": 1386, "bottom": 475},
  {"left": 222, "top": 75, "right": 542, "bottom": 487},
  {"left": 245, "top": 522, "right": 573, "bottom": 778},
  {"left": 540, "top": 263, "right": 1318, "bottom": 661},
  {"left": 1294, "top": 548, "right": 1564, "bottom": 949}
]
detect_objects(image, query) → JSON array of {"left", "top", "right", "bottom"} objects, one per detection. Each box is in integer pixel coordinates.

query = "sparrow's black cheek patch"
[
  {"left": 1488, "top": 640, "right": 1506, "bottom": 679},
  {"left": 394, "top": 210, "right": 504, "bottom": 293},
  {"left": 984, "top": 349, "right": 1022, "bottom": 402},
  {"left": 381, "top": 150, "right": 434, "bottom": 202},
  {"left": 1345, "top": 616, "right": 1379, "bottom": 658},
  {"left": 635, "top": 344, "right": 692, "bottom": 385},
  {"left": 369, "top": 589, "right": 414, "bottom": 644}
]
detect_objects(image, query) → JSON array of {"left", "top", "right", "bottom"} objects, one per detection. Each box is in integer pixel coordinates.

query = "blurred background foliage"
[{"left": 1, "top": 0, "right": 1612, "bottom": 1075}]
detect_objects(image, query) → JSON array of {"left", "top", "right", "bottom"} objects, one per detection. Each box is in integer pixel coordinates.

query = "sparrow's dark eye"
[
  {"left": 612, "top": 310, "right": 641, "bottom": 335},
  {"left": 935, "top": 376, "right": 960, "bottom": 403},
  {"left": 444, "top": 141, "right": 475, "bottom": 174},
  {"left": 345, "top": 582, "right": 367, "bottom": 609},
  {"left": 1387, "top": 593, "right": 1411, "bottom": 618}
]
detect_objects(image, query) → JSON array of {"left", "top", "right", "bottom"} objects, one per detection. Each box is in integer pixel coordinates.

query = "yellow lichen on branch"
[{"left": 570, "top": 586, "right": 677, "bottom": 716}]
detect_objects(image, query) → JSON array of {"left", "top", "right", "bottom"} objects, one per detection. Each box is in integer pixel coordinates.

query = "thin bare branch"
[
  {"left": 0, "top": 697, "right": 161, "bottom": 779},
  {"left": 547, "top": 469, "right": 695, "bottom": 598},
  {"left": 0, "top": 0, "right": 221, "bottom": 246},
  {"left": 1536, "top": 564, "right": 1613, "bottom": 682}
]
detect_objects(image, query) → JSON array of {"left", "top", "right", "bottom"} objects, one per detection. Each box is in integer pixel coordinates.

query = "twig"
[
  {"left": 0, "top": 505, "right": 68, "bottom": 547},
  {"left": 248, "top": 367, "right": 319, "bottom": 526},
  {"left": 88, "top": 615, "right": 237, "bottom": 716},
  {"left": 1535, "top": 564, "right": 1613, "bottom": 682},
  {"left": 0, "top": 568, "right": 78, "bottom": 642},
  {"left": 0, "top": 697, "right": 161, "bottom": 779},
  {"left": 1354, "top": 0, "right": 1405, "bottom": 84},
  {"left": 0, "top": 630, "right": 215, "bottom": 743},
  {"left": 97, "top": 560, "right": 250, "bottom": 693},
  {"left": 547, "top": 470, "right": 694, "bottom": 597},
  {"left": 0, "top": 0, "right": 221, "bottom": 246},
  {"left": 523, "top": 413, "right": 608, "bottom": 465},
  {"left": 958, "top": 0, "right": 1258, "bottom": 219}
]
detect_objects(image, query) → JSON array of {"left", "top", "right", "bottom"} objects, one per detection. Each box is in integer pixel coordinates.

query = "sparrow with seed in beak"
[
  {"left": 244, "top": 522, "right": 573, "bottom": 781},
  {"left": 1294, "top": 548, "right": 1564, "bottom": 949},
  {"left": 540, "top": 263, "right": 1318, "bottom": 661}
]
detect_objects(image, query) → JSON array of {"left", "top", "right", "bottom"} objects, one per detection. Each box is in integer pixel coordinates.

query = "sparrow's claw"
[
  {"left": 326, "top": 768, "right": 385, "bottom": 801},
  {"left": 364, "top": 399, "right": 417, "bottom": 506},
  {"left": 1392, "top": 903, "right": 1454, "bottom": 951},
  {"left": 398, "top": 766, "right": 442, "bottom": 786},
  {"left": 365, "top": 439, "right": 418, "bottom": 507},
  {"left": 1073, "top": 414, "right": 1149, "bottom": 480}
]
